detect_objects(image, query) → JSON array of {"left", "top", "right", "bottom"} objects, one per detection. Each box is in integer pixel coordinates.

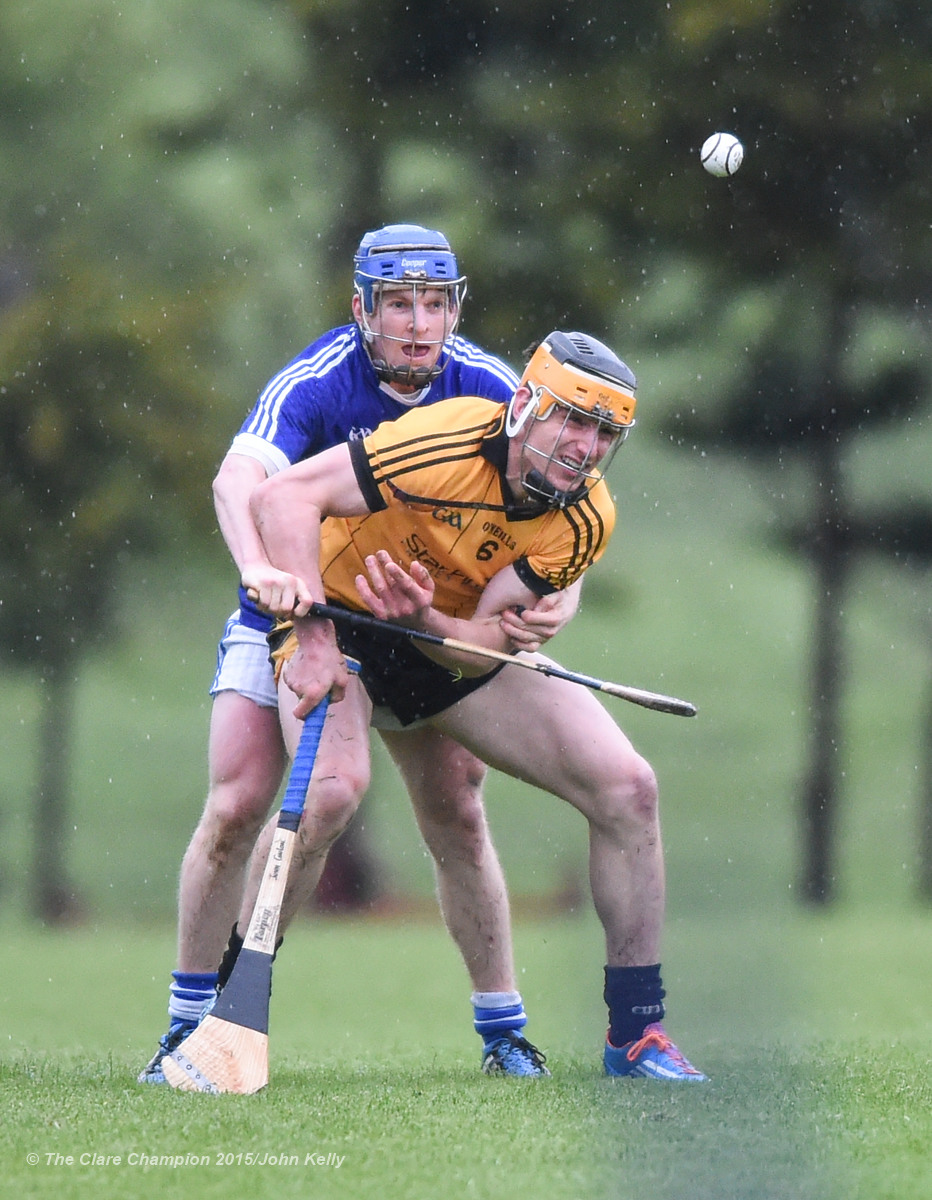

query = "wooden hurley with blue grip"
[{"left": 163, "top": 697, "right": 331, "bottom": 1094}]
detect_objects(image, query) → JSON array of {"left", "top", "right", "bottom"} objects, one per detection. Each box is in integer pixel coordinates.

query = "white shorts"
[{"left": 210, "top": 612, "right": 278, "bottom": 709}]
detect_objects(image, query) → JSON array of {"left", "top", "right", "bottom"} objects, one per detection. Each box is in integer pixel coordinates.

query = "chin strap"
[
  {"left": 522, "top": 469, "right": 588, "bottom": 510},
  {"left": 368, "top": 356, "right": 443, "bottom": 387}
]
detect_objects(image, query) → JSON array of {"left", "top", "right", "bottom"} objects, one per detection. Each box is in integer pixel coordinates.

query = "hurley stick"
[
  {"left": 162, "top": 696, "right": 330, "bottom": 1094},
  {"left": 307, "top": 601, "right": 697, "bottom": 718}
]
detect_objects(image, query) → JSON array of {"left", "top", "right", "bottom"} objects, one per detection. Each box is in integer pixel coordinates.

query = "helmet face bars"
[
  {"left": 507, "top": 330, "right": 638, "bottom": 508},
  {"left": 353, "top": 223, "right": 468, "bottom": 387}
]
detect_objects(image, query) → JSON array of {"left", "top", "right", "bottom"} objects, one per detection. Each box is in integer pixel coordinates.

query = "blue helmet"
[
  {"left": 352, "top": 223, "right": 468, "bottom": 387},
  {"left": 353, "top": 224, "right": 465, "bottom": 312}
]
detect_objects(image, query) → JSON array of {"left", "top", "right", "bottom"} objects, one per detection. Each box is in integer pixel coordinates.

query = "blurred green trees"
[
  {"left": 1, "top": 0, "right": 930, "bottom": 916},
  {"left": 281, "top": 0, "right": 932, "bottom": 900},
  {"left": 0, "top": 0, "right": 332, "bottom": 918}
]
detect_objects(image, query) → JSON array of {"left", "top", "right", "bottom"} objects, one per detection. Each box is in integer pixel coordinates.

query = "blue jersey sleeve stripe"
[
  {"left": 446, "top": 337, "right": 520, "bottom": 388},
  {"left": 245, "top": 330, "right": 357, "bottom": 441},
  {"left": 251, "top": 333, "right": 355, "bottom": 433}
]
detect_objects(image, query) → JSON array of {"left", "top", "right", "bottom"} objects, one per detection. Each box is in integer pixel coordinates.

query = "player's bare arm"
[
  {"left": 213, "top": 451, "right": 312, "bottom": 620},
  {"left": 251, "top": 443, "right": 369, "bottom": 608},
  {"left": 251, "top": 442, "right": 372, "bottom": 712},
  {"left": 499, "top": 578, "right": 583, "bottom": 651}
]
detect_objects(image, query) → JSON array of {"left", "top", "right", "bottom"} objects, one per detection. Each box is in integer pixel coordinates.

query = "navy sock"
[
  {"left": 216, "top": 924, "right": 245, "bottom": 991},
  {"left": 216, "top": 924, "right": 284, "bottom": 992},
  {"left": 604, "top": 964, "right": 666, "bottom": 1047}
]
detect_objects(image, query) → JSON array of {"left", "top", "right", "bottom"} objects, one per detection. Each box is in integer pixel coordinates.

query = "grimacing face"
[{"left": 508, "top": 386, "right": 621, "bottom": 502}]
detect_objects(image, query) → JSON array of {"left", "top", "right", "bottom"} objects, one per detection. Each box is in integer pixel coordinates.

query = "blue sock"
[
  {"left": 168, "top": 970, "right": 218, "bottom": 1025},
  {"left": 471, "top": 991, "right": 527, "bottom": 1047},
  {"left": 604, "top": 964, "right": 666, "bottom": 1047}
]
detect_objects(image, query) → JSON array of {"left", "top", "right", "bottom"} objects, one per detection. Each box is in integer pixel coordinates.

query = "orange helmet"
[
  {"left": 518, "top": 331, "right": 636, "bottom": 430},
  {"left": 506, "top": 331, "right": 637, "bottom": 507}
]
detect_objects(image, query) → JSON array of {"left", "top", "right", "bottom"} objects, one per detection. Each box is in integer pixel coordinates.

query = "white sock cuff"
[{"left": 470, "top": 990, "right": 523, "bottom": 1010}]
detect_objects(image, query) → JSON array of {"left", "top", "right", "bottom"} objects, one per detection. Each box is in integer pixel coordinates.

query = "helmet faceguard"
[
  {"left": 353, "top": 224, "right": 468, "bottom": 387},
  {"left": 506, "top": 331, "right": 637, "bottom": 508}
]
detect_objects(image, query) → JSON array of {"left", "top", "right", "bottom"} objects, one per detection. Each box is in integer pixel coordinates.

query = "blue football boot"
[
  {"left": 482, "top": 1031, "right": 551, "bottom": 1077},
  {"left": 604, "top": 1023, "right": 707, "bottom": 1082}
]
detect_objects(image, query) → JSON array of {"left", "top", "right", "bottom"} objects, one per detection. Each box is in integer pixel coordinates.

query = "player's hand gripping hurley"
[{"left": 162, "top": 696, "right": 331, "bottom": 1095}]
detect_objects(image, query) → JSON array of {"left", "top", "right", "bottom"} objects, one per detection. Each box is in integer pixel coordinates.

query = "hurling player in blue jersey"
[{"left": 138, "top": 225, "right": 576, "bottom": 1083}]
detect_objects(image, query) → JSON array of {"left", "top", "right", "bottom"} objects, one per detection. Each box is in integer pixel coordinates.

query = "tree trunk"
[
  {"left": 32, "top": 664, "right": 84, "bottom": 924},
  {"left": 799, "top": 436, "right": 848, "bottom": 905}
]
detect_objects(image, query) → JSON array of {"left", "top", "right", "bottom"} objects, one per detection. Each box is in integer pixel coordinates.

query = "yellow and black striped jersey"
[{"left": 318, "top": 395, "right": 616, "bottom": 619}]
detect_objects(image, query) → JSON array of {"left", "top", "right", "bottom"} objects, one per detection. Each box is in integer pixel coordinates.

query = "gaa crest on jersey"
[{"left": 432, "top": 507, "right": 463, "bottom": 529}]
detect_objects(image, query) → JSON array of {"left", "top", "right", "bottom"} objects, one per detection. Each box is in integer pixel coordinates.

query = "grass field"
[
  {"left": 4, "top": 436, "right": 932, "bottom": 1197},
  {"left": 4, "top": 909, "right": 932, "bottom": 1200}
]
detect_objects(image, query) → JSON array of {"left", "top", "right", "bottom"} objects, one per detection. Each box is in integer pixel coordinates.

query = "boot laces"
[{"left": 624, "top": 1022, "right": 701, "bottom": 1074}]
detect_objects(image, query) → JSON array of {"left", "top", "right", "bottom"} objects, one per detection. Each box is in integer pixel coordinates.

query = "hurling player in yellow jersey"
[{"left": 245, "top": 330, "right": 707, "bottom": 1082}]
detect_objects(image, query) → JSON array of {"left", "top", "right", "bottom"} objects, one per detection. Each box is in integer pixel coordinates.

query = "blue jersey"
[{"left": 227, "top": 322, "right": 520, "bottom": 630}]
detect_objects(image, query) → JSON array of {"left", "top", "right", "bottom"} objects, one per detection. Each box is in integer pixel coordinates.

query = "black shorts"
[
  {"left": 334, "top": 620, "right": 504, "bottom": 726},
  {"left": 267, "top": 613, "right": 504, "bottom": 727}
]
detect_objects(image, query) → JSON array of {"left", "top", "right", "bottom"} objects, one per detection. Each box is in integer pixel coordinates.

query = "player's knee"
[
  {"left": 425, "top": 792, "right": 489, "bottom": 844},
  {"left": 207, "top": 749, "right": 283, "bottom": 819},
  {"left": 202, "top": 782, "right": 274, "bottom": 844},
  {"left": 597, "top": 753, "right": 659, "bottom": 831},
  {"left": 303, "top": 765, "right": 369, "bottom": 841},
  {"left": 418, "top": 790, "right": 492, "bottom": 877},
  {"left": 421, "top": 760, "right": 489, "bottom": 829},
  {"left": 456, "top": 753, "right": 488, "bottom": 795}
]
